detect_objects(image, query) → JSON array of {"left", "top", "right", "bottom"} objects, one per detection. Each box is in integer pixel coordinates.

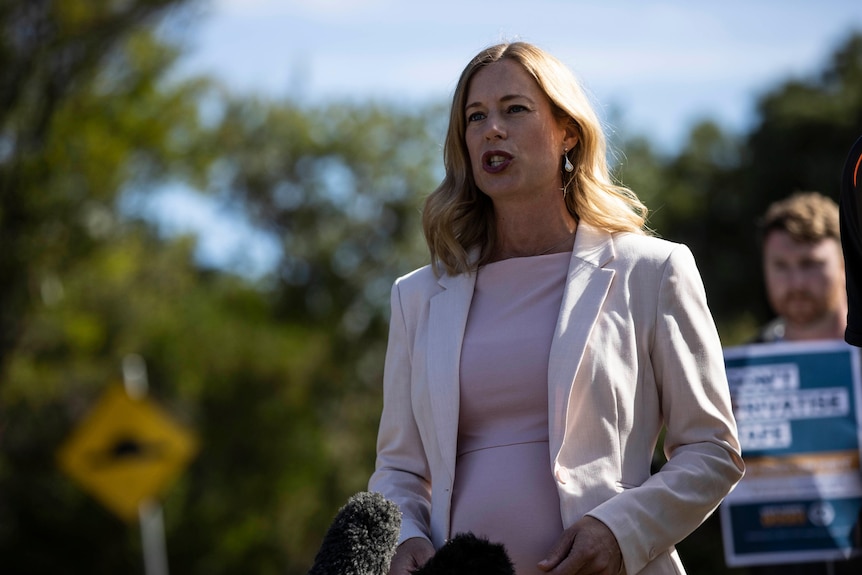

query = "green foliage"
[
  {"left": 0, "top": 0, "right": 207, "bottom": 370},
  {"left": 617, "top": 32, "right": 862, "bottom": 343},
  {"left": 1, "top": 3, "right": 440, "bottom": 572},
  {"left": 206, "top": 94, "right": 441, "bottom": 324},
  {"left": 1, "top": 225, "right": 337, "bottom": 573},
  {"left": 2, "top": 2, "right": 861, "bottom": 573}
]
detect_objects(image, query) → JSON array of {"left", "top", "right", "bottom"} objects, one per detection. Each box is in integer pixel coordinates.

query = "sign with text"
[{"left": 720, "top": 340, "right": 862, "bottom": 566}]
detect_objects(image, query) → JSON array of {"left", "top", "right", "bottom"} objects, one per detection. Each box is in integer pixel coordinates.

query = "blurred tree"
[
  {"left": 729, "top": 32, "right": 862, "bottom": 328},
  {"left": 0, "top": 2, "right": 443, "bottom": 571},
  {"left": 204, "top": 92, "right": 443, "bottom": 479},
  {"left": 207, "top": 95, "right": 443, "bottom": 326},
  {"left": 617, "top": 32, "right": 862, "bottom": 343},
  {"left": 0, "top": 0, "right": 205, "bottom": 376},
  {"left": 1, "top": 221, "right": 336, "bottom": 573},
  {"left": 2, "top": 1, "right": 861, "bottom": 572}
]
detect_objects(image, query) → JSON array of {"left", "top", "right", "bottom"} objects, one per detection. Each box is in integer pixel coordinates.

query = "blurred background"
[{"left": 2, "top": 0, "right": 861, "bottom": 573}]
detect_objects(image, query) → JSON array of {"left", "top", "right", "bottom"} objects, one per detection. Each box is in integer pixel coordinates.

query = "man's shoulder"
[{"left": 750, "top": 318, "right": 786, "bottom": 344}]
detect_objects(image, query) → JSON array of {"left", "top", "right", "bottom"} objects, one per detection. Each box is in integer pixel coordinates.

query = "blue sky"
[
  {"left": 147, "top": 0, "right": 862, "bottom": 276},
  {"left": 182, "top": 0, "right": 862, "bottom": 148}
]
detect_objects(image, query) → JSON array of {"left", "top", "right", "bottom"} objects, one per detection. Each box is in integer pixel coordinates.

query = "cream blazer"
[{"left": 369, "top": 223, "right": 744, "bottom": 575}]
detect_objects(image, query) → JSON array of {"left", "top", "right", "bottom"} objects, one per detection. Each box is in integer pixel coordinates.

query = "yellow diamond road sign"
[{"left": 57, "top": 385, "right": 198, "bottom": 522}]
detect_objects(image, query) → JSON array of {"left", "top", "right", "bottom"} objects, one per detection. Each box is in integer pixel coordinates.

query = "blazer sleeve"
[
  {"left": 368, "top": 280, "right": 433, "bottom": 544},
  {"left": 587, "top": 244, "right": 745, "bottom": 574}
]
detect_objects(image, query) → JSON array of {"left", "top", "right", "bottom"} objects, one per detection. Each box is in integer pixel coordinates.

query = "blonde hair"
[{"left": 422, "top": 42, "right": 648, "bottom": 276}]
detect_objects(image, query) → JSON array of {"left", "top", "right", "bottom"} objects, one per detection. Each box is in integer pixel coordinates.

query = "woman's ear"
[{"left": 563, "top": 119, "right": 580, "bottom": 151}]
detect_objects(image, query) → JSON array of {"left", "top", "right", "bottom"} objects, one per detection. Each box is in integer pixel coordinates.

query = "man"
[
  {"left": 754, "top": 191, "right": 847, "bottom": 343},
  {"left": 750, "top": 191, "right": 861, "bottom": 575}
]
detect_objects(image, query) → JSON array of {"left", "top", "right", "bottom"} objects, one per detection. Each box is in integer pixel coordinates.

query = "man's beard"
[{"left": 778, "top": 291, "right": 830, "bottom": 326}]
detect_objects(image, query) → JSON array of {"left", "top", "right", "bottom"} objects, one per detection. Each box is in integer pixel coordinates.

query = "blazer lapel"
[
  {"left": 427, "top": 270, "right": 476, "bottom": 482},
  {"left": 548, "top": 224, "right": 616, "bottom": 458}
]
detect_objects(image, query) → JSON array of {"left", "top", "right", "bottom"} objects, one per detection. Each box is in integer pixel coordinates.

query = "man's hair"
[{"left": 758, "top": 191, "right": 840, "bottom": 245}]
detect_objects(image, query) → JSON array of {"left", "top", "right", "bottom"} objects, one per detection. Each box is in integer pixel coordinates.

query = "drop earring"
[{"left": 563, "top": 148, "right": 574, "bottom": 173}]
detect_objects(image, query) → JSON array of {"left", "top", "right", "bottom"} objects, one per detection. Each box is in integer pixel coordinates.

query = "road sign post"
[{"left": 57, "top": 355, "right": 197, "bottom": 574}]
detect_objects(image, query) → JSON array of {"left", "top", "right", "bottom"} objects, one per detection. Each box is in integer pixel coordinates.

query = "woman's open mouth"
[{"left": 482, "top": 150, "right": 512, "bottom": 173}]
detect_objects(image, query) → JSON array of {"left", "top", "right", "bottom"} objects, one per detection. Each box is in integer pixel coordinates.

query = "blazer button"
[{"left": 555, "top": 467, "right": 570, "bottom": 484}]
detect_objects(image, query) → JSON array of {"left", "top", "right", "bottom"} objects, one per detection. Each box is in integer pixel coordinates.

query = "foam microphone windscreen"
[
  {"left": 308, "top": 491, "right": 401, "bottom": 575},
  {"left": 412, "top": 533, "right": 516, "bottom": 575}
]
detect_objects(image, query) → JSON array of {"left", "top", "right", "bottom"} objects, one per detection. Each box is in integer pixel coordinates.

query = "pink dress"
[{"left": 450, "top": 252, "right": 569, "bottom": 575}]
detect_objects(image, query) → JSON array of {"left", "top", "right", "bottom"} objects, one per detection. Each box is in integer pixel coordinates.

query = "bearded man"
[
  {"left": 748, "top": 192, "right": 860, "bottom": 575},
  {"left": 754, "top": 191, "right": 847, "bottom": 343}
]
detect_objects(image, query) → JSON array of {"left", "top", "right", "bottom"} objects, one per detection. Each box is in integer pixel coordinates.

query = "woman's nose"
[{"left": 483, "top": 114, "right": 506, "bottom": 140}]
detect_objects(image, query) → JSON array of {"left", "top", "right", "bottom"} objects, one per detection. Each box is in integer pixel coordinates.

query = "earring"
[{"left": 563, "top": 148, "right": 574, "bottom": 173}]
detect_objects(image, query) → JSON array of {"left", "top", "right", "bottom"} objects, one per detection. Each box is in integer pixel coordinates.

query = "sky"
[
  {"left": 182, "top": 0, "right": 862, "bottom": 147},
  {"left": 143, "top": 0, "right": 862, "bottom": 276}
]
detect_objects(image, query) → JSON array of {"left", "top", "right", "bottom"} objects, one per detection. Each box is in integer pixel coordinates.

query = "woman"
[{"left": 368, "top": 42, "right": 744, "bottom": 575}]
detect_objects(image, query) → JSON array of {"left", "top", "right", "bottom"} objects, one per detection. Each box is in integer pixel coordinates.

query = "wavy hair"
[
  {"left": 757, "top": 191, "right": 840, "bottom": 246},
  {"left": 422, "top": 42, "right": 648, "bottom": 276}
]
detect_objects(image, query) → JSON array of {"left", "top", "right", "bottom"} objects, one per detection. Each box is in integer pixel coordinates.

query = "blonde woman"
[{"left": 369, "top": 42, "right": 744, "bottom": 575}]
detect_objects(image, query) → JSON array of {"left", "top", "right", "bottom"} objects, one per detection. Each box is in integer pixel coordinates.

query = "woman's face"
[{"left": 464, "top": 59, "right": 572, "bottom": 204}]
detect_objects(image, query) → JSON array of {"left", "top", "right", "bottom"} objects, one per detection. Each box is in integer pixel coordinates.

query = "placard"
[{"left": 720, "top": 340, "right": 862, "bottom": 566}]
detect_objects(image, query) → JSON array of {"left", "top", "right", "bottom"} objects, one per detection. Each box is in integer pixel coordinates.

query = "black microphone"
[
  {"left": 413, "top": 533, "right": 515, "bottom": 575},
  {"left": 308, "top": 491, "right": 401, "bottom": 575}
]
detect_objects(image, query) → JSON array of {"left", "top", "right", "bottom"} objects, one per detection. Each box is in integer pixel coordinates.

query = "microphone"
[
  {"left": 308, "top": 491, "right": 401, "bottom": 575},
  {"left": 413, "top": 533, "right": 515, "bottom": 575}
]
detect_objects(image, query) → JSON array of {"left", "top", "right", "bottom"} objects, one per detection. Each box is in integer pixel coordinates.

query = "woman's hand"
[
  {"left": 538, "top": 516, "right": 622, "bottom": 574},
  {"left": 387, "top": 537, "right": 435, "bottom": 575}
]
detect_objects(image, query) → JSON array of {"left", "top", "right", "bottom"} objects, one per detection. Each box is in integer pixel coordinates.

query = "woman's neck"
[{"left": 491, "top": 201, "right": 577, "bottom": 260}]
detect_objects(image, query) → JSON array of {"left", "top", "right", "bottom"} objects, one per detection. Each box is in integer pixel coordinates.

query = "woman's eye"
[
  {"left": 467, "top": 111, "right": 485, "bottom": 122},
  {"left": 508, "top": 104, "right": 527, "bottom": 113}
]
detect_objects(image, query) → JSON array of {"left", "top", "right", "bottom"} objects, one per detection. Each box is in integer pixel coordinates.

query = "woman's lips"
[{"left": 482, "top": 150, "right": 512, "bottom": 173}]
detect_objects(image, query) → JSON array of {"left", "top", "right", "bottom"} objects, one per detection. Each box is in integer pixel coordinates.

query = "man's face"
[{"left": 763, "top": 230, "right": 846, "bottom": 327}]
